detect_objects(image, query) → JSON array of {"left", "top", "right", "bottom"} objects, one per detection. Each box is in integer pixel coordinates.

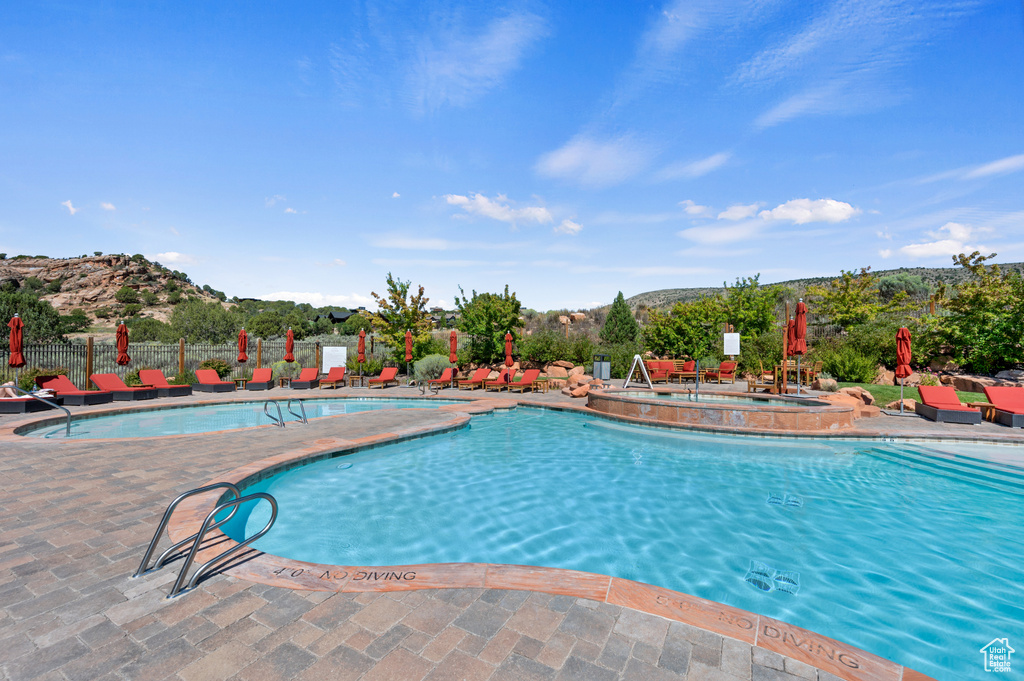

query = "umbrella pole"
[
  {"left": 900, "top": 378, "right": 905, "bottom": 415},
  {"left": 796, "top": 357, "right": 801, "bottom": 395}
]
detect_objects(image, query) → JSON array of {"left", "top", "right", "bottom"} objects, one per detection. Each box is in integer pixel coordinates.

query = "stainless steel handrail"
[
  {"left": 286, "top": 398, "right": 307, "bottom": 424},
  {"left": 168, "top": 492, "right": 278, "bottom": 597},
  {"left": 263, "top": 400, "right": 284, "bottom": 427},
  {"left": 12, "top": 386, "right": 72, "bottom": 437},
  {"left": 133, "top": 483, "right": 241, "bottom": 577}
]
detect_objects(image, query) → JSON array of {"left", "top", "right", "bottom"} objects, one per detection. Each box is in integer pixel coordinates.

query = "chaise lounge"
[
  {"left": 291, "top": 368, "right": 321, "bottom": 389},
  {"left": 138, "top": 370, "right": 193, "bottom": 397},
  {"left": 194, "top": 369, "right": 235, "bottom": 393},
  {"left": 427, "top": 368, "right": 455, "bottom": 389},
  {"left": 90, "top": 373, "right": 158, "bottom": 401},
  {"left": 368, "top": 367, "right": 399, "bottom": 389},
  {"left": 915, "top": 385, "right": 982, "bottom": 424},
  {"left": 455, "top": 368, "right": 491, "bottom": 390},
  {"left": 506, "top": 369, "right": 542, "bottom": 393},
  {"left": 245, "top": 368, "right": 275, "bottom": 391},
  {"left": 319, "top": 367, "right": 346, "bottom": 389},
  {"left": 484, "top": 368, "right": 514, "bottom": 391},
  {"left": 36, "top": 375, "right": 115, "bottom": 405},
  {"left": 983, "top": 386, "right": 1024, "bottom": 428}
]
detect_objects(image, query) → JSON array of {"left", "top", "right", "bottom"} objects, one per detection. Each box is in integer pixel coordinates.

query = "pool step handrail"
[
  {"left": 623, "top": 355, "right": 654, "bottom": 390},
  {"left": 286, "top": 398, "right": 308, "bottom": 424},
  {"left": 133, "top": 482, "right": 241, "bottom": 578},
  {"left": 167, "top": 492, "right": 278, "bottom": 598},
  {"left": 263, "top": 400, "right": 285, "bottom": 427},
  {"left": 12, "top": 386, "right": 72, "bottom": 437}
]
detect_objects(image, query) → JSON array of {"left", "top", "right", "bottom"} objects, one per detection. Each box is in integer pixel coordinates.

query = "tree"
[
  {"left": 0, "top": 291, "right": 66, "bottom": 349},
  {"left": 114, "top": 286, "right": 140, "bottom": 304},
  {"left": 169, "top": 299, "right": 239, "bottom": 343},
  {"left": 246, "top": 310, "right": 284, "bottom": 339},
  {"left": 339, "top": 314, "right": 372, "bottom": 335},
  {"left": 126, "top": 317, "right": 175, "bottom": 343},
  {"left": 722, "top": 275, "right": 782, "bottom": 340},
  {"left": 642, "top": 296, "right": 726, "bottom": 359},
  {"left": 805, "top": 267, "right": 909, "bottom": 331},
  {"left": 600, "top": 292, "right": 640, "bottom": 345},
  {"left": 283, "top": 311, "right": 309, "bottom": 340},
  {"left": 877, "top": 272, "right": 930, "bottom": 302},
  {"left": 60, "top": 309, "right": 91, "bottom": 334},
  {"left": 454, "top": 285, "right": 522, "bottom": 364},
  {"left": 365, "top": 273, "right": 433, "bottom": 363}
]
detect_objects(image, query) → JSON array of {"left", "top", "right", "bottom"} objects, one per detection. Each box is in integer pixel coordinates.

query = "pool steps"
[{"left": 866, "top": 445, "right": 1024, "bottom": 493}]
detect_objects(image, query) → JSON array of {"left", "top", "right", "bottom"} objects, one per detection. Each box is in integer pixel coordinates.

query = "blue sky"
[{"left": 2, "top": 1, "right": 1022, "bottom": 311}]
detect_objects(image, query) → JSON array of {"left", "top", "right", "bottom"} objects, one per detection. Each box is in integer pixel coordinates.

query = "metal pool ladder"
[
  {"left": 263, "top": 399, "right": 308, "bottom": 427},
  {"left": 134, "top": 483, "right": 278, "bottom": 598},
  {"left": 12, "top": 386, "right": 72, "bottom": 437}
]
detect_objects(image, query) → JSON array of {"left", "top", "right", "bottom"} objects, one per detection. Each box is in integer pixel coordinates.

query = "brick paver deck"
[{"left": 1, "top": 385, "right": 1002, "bottom": 680}]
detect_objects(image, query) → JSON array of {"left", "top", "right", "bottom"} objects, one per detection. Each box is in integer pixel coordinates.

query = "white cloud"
[
  {"left": 754, "top": 83, "right": 849, "bottom": 129},
  {"left": 758, "top": 198, "right": 860, "bottom": 224},
  {"left": 372, "top": 236, "right": 452, "bottom": 250},
  {"left": 444, "top": 193, "right": 553, "bottom": 226},
  {"left": 169, "top": 227, "right": 180, "bottom": 236},
  {"left": 963, "top": 153, "right": 1024, "bottom": 179},
  {"left": 535, "top": 135, "right": 652, "bottom": 188},
  {"left": 679, "top": 200, "right": 709, "bottom": 216},
  {"left": 100, "top": 202, "right": 116, "bottom": 211},
  {"left": 317, "top": 259, "right": 347, "bottom": 268},
  {"left": 899, "top": 222, "right": 986, "bottom": 259},
  {"left": 554, "top": 219, "right": 582, "bottom": 235},
  {"left": 284, "top": 207, "right": 298, "bottom": 214},
  {"left": 658, "top": 152, "right": 731, "bottom": 180},
  {"left": 717, "top": 203, "right": 761, "bottom": 220},
  {"left": 879, "top": 248, "right": 892, "bottom": 258},
  {"left": 262, "top": 291, "right": 374, "bottom": 308},
  {"left": 679, "top": 220, "right": 763, "bottom": 245},
  {"left": 392, "top": 192, "right": 401, "bottom": 198},
  {"left": 61, "top": 200, "right": 78, "bottom": 215},
  {"left": 152, "top": 251, "right": 197, "bottom": 265},
  {"left": 265, "top": 195, "right": 286, "bottom": 207}
]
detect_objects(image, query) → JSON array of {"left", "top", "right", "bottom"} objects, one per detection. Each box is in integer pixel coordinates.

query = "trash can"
[{"left": 593, "top": 354, "right": 611, "bottom": 380}]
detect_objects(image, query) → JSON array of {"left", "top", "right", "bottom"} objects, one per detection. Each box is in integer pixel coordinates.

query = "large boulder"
[
  {"left": 545, "top": 365, "right": 569, "bottom": 378},
  {"left": 570, "top": 384, "right": 590, "bottom": 398},
  {"left": 548, "top": 379, "right": 567, "bottom": 390},
  {"left": 568, "top": 366, "right": 585, "bottom": 377},
  {"left": 872, "top": 368, "right": 895, "bottom": 386},
  {"left": 995, "top": 369, "right": 1024, "bottom": 383},
  {"left": 838, "top": 386, "right": 874, "bottom": 405},
  {"left": 928, "top": 355, "right": 959, "bottom": 372},
  {"left": 952, "top": 375, "right": 997, "bottom": 393},
  {"left": 811, "top": 377, "right": 838, "bottom": 392},
  {"left": 885, "top": 398, "right": 917, "bottom": 411},
  {"left": 552, "top": 360, "right": 575, "bottom": 369}
]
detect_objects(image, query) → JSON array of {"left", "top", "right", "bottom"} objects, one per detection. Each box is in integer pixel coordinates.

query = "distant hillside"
[
  {"left": 0, "top": 254, "right": 223, "bottom": 324},
  {"left": 625, "top": 262, "right": 1024, "bottom": 310}
]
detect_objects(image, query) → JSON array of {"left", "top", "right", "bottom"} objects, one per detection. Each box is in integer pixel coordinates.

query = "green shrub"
[
  {"left": 60, "top": 309, "right": 91, "bottom": 334},
  {"left": 170, "top": 369, "right": 196, "bottom": 385},
  {"left": 122, "top": 303, "right": 142, "bottom": 316},
  {"left": 600, "top": 341, "right": 643, "bottom": 379},
  {"left": 346, "top": 354, "right": 383, "bottom": 376},
  {"left": 167, "top": 291, "right": 182, "bottom": 305},
  {"left": 45, "top": 278, "right": 63, "bottom": 294},
  {"left": 414, "top": 354, "right": 452, "bottom": 382},
  {"left": 736, "top": 329, "right": 782, "bottom": 376},
  {"left": 518, "top": 330, "right": 566, "bottom": 365},
  {"left": 271, "top": 359, "right": 304, "bottom": 381},
  {"left": 18, "top": 366, "right": 69, "bottom": 392},
  {"left": 114, "top": 286, "right": 140, "bottom": 304},
  {"left": 816, "top": 344, "right": 878, "bottom": 383},
  {"left": 141, "top": 290, "right": 159, "bottom": 305},
  {"left": 94, "top": 306, "right": 113, "bottom": 319},
  {"left": 126, "top": 317, "right": 174, "bottom": 343},
  {"left": 198, "top": 358, "right": 232, "bottom": 378},
  {"left": 124, "top": 365, "right": 155, "bottom": 387}
]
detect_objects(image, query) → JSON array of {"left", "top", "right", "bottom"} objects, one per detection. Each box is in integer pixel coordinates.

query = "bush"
[
  {"left": 45, "top": 278, "right": 63, "bottom": 294},
  {"left": 126, "top": 317, "right": 175, "bottom": 343},
  {"left": 518, "top": 330, "right": 566, "bottom": 365},
  {"left": 124, "top": 366, "right": 155, "bottom": 387},
  {"left": 166, "top": 291, "right": 182, "bottom": 305},
  {"left": 123, "top": 303, "right": 142, "bottom": 316},
  {"left": 816, "top": 344, "right": 878, "bottom": 383},
  {"left": 271, "top": 359, "right": 304, "bottom": 381},
  {"left": 17, "top": 366, "right": 69, "bottom": 392},
  {"left": 736, "top": 329, "right": 783, "bottom": 377},
  {"left": 141, "top": 290, "right": 159, "bottom": 305},
  {"left": 601, "top": 341, "right": 643, "bottom": 379},
  {"left": 198, "top": 358, "right": 232, "bottom": 378},
  {"left": 346, "top": 354, "right": 384, "bottom": 376},
  {"left": 170, "top": 369, "right": 196, "bottom": 385},
  {"left": 94, "top": 306, "right": 113, "bottom": 319},
  {"left": 414, "top": 354, "right": 452, "bottom": 382},
  {"left": 114, "top": 286, "right": 140, "bottom": 304},
  {"left": 60, "top": 309, "right": 91, "bottom": 334}
]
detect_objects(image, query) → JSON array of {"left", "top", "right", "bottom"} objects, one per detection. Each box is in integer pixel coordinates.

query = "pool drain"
[
  {"left": 766, "top": 492, "right": 803, "bottom": 508},
  {"left": 744, "top": 560, "right": 800, "bottom": 595}
]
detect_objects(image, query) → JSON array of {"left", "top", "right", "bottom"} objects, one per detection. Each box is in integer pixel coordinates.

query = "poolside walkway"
[{"left": 3, "top": 383, "right": 1013, "bottom": 680}]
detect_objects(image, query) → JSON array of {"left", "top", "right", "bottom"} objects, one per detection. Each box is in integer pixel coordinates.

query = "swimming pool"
[
  {"left": 223, "top": 409, "right": 1024, "bottom": 681},
  {"left": 21, "top": 398, "right": 463, "bottom": 439}
]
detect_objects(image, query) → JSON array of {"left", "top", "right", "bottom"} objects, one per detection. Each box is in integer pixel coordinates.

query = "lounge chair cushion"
[
  {"left": 984, "top": 386, "right": 1024, "bottom": 414},
  {"left": 918, "top": 386, "right": 975, "bottom": 411}
]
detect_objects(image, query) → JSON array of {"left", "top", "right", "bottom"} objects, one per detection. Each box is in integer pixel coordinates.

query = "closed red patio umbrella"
[
  {"left": 237, "top": 328, "right": 249, "bottom": 363},
  {"left": 449, "top": 329, "right": 458, "bottom": 388},
  {"left": 793, "top": 300, "right": 808, "bottom": 393},
  {"left": 284, "top": 328, "right": 295, "bottom": 362},
  {"left": 895, "top": 327, "right": 912, "bottom": 414},
  {"left": 8, "top": 314, "right": 25, "bottom": 385},
  {"left": 116, "top": 322, "right": 131, "bottom": 372},
  {"left": 504, "top": 332, "right": 513, "bottom": 383},
  {"left": 404, "top": 330, "right": 413, "bottom": 383}
]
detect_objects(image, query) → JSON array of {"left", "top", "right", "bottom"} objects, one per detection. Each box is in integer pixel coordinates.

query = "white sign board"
[
  {"left": 723, "top": 333, "right": 741, "bottom": 356},
  {"left": 322, "top": 346, "right": 347, "bottom": 373}
]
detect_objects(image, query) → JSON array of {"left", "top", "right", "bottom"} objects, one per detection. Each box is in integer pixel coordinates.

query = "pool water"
[
  {"left": 23, "top": 398, "right": 461, "bottom": 439},
  {"left": 225, "top": 409, "right": 1024, "bottom": 681},
  {"left": 618, "top": 391, "right": 818, "bottom": 406}
]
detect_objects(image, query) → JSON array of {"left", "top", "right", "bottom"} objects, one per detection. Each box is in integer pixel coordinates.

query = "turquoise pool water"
[
  {"left": 225, "top": 409, "right": 1024, "bottom": 681},
  {"left": 22, "top": 398, "right": 461, "bottom": 439},
  {"left": 617, "top": 391, "right": 818, "bottom": 406}
]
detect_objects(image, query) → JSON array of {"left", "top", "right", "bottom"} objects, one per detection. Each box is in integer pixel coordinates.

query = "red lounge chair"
[
  {"left": 915, "top": 386, "right": 982, "bottom": 424},
  {"left": 983, "top": 386, "right": 1024, "bottom": 428},
  {"left": 245, "top": 368, "right": 274, "bottom": 391},
  {"left": 291, "top": 368, "right": 320, "bottom": 389},
  {"left": 368, "top": 367, "right": 399, "bottom": 389},
  {"left": 669, "top": 360, "right": 697, "bottom": 384},
  {"left": 427, "top": 368, "right": 455, "bottom": 389},
  {"left": 36, "top": 375, "right": 114, "bottom": 405},
  {"left": 194, "top": 369, "right": 235, "bottom": 393},
  {"left": 319, "top": 367, "right": 346, "bottom": 390},
  {"left": 456, "top": 368, "right": 490, "bottom": 390},
  {"left": 90, "top": 373, "right": 158, "bottom": 401},
  {"left": 484, "top": 368, "right": 514, "bottom": 391},
  {"left": 705, "top": 361, "right": 737, "bottom": 384},
  {"left": 507, "top": 369, "right": 542, "bottom": 393},
  {"left": 137, "top": 370, "right": 192, "bottom": 397}
]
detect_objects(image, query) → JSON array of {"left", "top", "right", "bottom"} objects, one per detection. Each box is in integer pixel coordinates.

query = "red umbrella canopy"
[
  {"left": 404, "top": 330, "right": 413, "bottom": 363},
  {"left": 115, "top": 322, "right": 131, "bottom": 366},
  {"left": 449, "top": 330, "right": 458, "bottom": 364},
  {"left": 237, "top": 328, "right": 249, "bottom": 363},
  {"left": 7, "top": 315, "right": 26, "bottom": 369},
  {"left": 357, "top": 329, "right": 366, "bottom": 363},
  {"left": 792, "top": 301, "right": 808, "bottom": 356},
  {"left": 504, "top": 332, "right": 514, "bottom": 368},
  {"left": 284, "top": 328, "right": 295, "bottom": 362},
  {"left": 786, "top": 318, "right": 797, "bottom": 357},
  {"left": 895, "top": 327, "right": 912, "bottom": 379}
]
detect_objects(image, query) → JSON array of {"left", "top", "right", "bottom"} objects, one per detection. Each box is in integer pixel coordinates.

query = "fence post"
[
  {"left": 179, "top": 338, "right": 185, "bottom": 376},
  {"left": 86, "top": 336, "right": 94, "bottom": 389},
  {"left": 316, "top": 342, "right": 321, "bottom": 373},
  {"left": 257, "top": 339, "right": 262, "bottom": 369}
]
